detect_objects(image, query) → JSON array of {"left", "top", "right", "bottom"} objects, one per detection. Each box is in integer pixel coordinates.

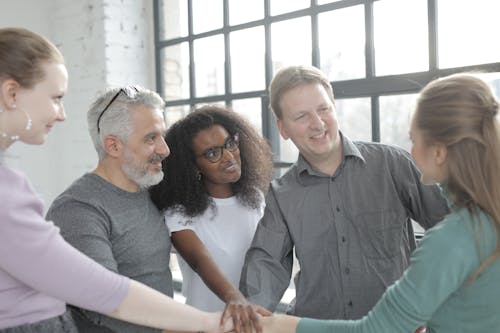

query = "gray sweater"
[{"left": 46, "top": 173, "right": 172, "bottom": 333}]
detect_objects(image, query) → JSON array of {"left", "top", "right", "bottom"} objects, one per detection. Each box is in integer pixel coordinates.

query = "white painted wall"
[{"left": 0, "top": 0, "right": 156, "bottom": 207}]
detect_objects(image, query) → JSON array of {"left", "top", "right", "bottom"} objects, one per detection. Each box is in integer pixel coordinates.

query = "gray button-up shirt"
[{"left": 240, "top": 135, "right": 448, "bottom": 319}]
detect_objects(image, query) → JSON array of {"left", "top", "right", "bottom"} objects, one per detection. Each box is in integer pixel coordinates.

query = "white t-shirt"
[{"left": 165, "top": 195, "right": 264, "bottom": 311}]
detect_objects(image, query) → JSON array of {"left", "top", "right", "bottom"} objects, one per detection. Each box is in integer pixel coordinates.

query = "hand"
[
  {"left": 414, "top": 326, "right": 426, "bottom": 333},
  {"left": 221, "top": 295, "right": 267, "bottom": 333}
]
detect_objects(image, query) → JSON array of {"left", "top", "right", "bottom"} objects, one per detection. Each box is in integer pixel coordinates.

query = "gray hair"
[{"left": 87, "top": 86, "right": 165, "bottom": 159}]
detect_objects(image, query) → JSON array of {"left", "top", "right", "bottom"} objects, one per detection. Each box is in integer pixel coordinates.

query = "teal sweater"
[{"left": 298, "top": 200, "right": 500, "bottom": 333}]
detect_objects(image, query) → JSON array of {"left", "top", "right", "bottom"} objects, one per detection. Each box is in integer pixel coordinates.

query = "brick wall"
[{"left": 1, "top": 0, "right": 155, "bottom": 206}]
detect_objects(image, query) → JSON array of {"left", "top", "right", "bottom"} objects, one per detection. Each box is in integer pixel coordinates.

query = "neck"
[
  {"left": 94, "top": 159, "right": 140, "bottom": 192},
  {"left": 306, "top": 139, "right": 343, "bottom": 176},
  {"left": 205, "top": 182, "right": 234, "bottom": 199}
]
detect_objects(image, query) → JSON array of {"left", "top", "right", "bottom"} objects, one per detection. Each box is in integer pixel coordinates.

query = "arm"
[
  {"left": 0, "top": 171, "right": 228, "bottom": 333},
  {"left": 110, "top": 280, "right": 229, "bottom": 333},
  {"left": 172, "top": 230, "right": 269, "bottom": 333},
  {"left": 264, "top": 215, "right": 480, "bottom": 333},
  {"left": 239, "top": 185, "right": 294, "bottom": 311},
  {"left": 394, "top": 149, "right": 449, "bottom": 229}
]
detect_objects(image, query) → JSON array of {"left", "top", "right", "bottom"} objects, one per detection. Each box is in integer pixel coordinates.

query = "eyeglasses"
[
  {"left": 97, "top": 86, "right": 139, "bottom": 134},
  {"left": 197, "top": 133, "right": 240, "bottom": 163}
]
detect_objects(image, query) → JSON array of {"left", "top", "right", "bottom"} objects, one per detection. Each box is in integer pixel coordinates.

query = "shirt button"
[
  {"left": 344, "top": 267, "right": 350, "bottom": 274},
  {"left": 348, "top": 301, "right": 353, "bottom": 307},
  {"left": 336, "top": 206, "right": 340, "bottom": 212},
  {"left": 341, "top": 236, "right": 346, "bottom": 242}
]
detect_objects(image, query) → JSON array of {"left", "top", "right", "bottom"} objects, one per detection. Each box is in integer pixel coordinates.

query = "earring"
[
  {"left": 196, "top": 171, "right": 202, "bottom": 181},
  {"left": 24, "top": 111, "right": 32, "bottom": 131}
]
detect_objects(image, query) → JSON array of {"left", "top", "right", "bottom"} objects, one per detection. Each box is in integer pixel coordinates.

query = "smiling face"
[
  {"left": 120, "top": 105, "right": 170, "bottom": 190},
  {"left": 192, "top": 124, "right": 242, "bottom": 198},
  {"left": 12, "top": 62, "right": 68, "bottom": 145},
  {"left": 277, "top": 82, "right": 341, "bottom": 166}
]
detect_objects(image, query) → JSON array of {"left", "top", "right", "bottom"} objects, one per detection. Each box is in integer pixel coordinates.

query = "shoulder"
[
  {"left": 421, "top": 209, "right": 479, "bottom": 254},
  {"left": 49, "top": 173, "right": 118, "bottom": 211},
  {"left": 353, "top": 141, "right": 412, "bottom": 163},
  {"left": 164, "top": 206, "right": 197, "bottom": 231}
]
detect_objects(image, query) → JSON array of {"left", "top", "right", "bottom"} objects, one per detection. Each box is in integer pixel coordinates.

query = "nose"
[
  {"left": 57, "top": 105, "right": 66, "bottom": 121},
  {"left": 220, "top": 146, "right": 235, "bottom": 162},
  {"left": 310, "top": 112, "right": 325, "bottom": 129},
  {"left": 157, "top": 136, "right": 170, "bottom": 158}
]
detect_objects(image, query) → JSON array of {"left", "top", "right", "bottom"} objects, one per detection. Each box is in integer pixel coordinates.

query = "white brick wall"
[{"left": 0, "top": 0, "right": 156, "bottom": 206}]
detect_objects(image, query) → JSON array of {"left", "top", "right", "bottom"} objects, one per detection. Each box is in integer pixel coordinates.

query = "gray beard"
[{"left": 122, "top": 151, "right": 164, "bottom": 190}]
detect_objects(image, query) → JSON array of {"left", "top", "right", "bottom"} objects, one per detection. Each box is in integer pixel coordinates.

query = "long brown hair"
[
  {"left": 414, "top": 73, "right": 500, "bottom": 281},
  {"left": 0, "top": 27, "right": 64, "bottom": 88}
]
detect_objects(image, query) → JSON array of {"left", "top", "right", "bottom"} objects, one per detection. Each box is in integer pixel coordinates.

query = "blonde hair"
[
  {"left": 269, "top": 65, "right": 334, "bottom": 119},
  {"left": 414, "top": 73, "right": 500, "bottom": 280},
  {"left": 0, "top": 27, "right": 64, "bottom": 88}
]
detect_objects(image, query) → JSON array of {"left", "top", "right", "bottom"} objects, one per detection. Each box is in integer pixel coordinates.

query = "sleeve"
[
  {"left": 296, "top": 217, "right": 477, "bottom": 333},
  {"left": 239, "top": 184, "right": 294, "bottom": 311},
  {"left": 165, "top": 209, "right": 196, "bottom": 234},
  {"left": 46, "top": 199, "right": 119, "bottom": 273},
  {"left": 0, "top": 173, "right": 129, "bottom": 313},
  {"left": 392, "top": 148, "right": 449, "bottom": 229}
]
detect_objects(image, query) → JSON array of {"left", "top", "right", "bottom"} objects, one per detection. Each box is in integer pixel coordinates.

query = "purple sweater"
[{"left": 0, "top": 164, "right": 129, "bottom": 329}]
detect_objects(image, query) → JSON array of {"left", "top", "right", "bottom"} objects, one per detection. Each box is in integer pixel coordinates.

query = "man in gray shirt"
[
  {"left": 46, "top": 86, "right": 172, "bottom": 333},
  {"left": 239, "top": 65, "right": 449, "bottom": 320}
]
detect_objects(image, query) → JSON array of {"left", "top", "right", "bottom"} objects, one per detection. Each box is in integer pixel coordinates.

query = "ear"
[
  {"left": 103, "top": 135, "right": 124, "bottom": 158},
  {"left": 277, "top": 118, "right": 290, "bottom": 140},
  {"left": 433, "top": 143, "right": 448, "bottom": 166},
  {"left": 0, "top": 79, "right": 20, "bottom": 109}
]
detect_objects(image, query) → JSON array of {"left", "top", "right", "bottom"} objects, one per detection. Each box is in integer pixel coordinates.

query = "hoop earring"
[{"left": 12, "top": 103, "right": 32, "bottom": 131}]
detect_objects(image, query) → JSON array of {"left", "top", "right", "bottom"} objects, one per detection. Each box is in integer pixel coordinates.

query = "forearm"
[
  {"left": 109, "top": 280, "right": 221, "bottom": 332},
  {"left": 262, "top": 315, "right": 300, "bottom": 333}
]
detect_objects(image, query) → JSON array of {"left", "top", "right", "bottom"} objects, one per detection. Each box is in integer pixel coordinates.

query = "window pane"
[
  {"left": 479, "top": 72, "right": 500, "bottom": 98},
  {"left": 270, "top": 0, "right": 309, "bottom": 16},
  {"left": 379, "top": 94, "right": 417, "bottom": 151},
  {"left": 319, "top": 6, "right": 365, "bottom": 81},
  {"left": 159, "top": 0, "right": 188, "bottom": 40},
  {"left": 192, "top": 0, "right": 223, "bottom": 34},
  {"left": 271, "top": 17, "right": 312, "bottom": 74},
  {"left": 230, "top": 27, "right": 265, "bottom": 93},
  {"left": 161, "top": 42, "right": 190, "bottom": 101},
  {"left": 279, "top": 137, "right": 299, "bottom": 164},
  {"left": 194, "top": 35, "right": 225, "bottom": 97},
  {"left": 165, "top": 105, "right": 191, "bottom": 129},
  {"left": 231, "top": 98, "right": 263, "bottom": 133},
  {"left": 374, "top": 0, "right": 428, "bottom": 75},
  {"left": 336, "top": 98, "right": 371, "bottom": 142},
  {"left": 229, "top": 0, "right": 264, "bottom": 25},
  {"left": 438, "top": 0, "right": 500, "bottom": 68}
]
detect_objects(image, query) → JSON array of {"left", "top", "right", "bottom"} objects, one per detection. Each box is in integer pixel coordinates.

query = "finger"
[
  {"left": 248, "top": 305, "right": 263, "bottom": 333},
  {"left": 230, "top": 306, "right": 241, "bottom": 333},
  {"left": 255, "top": 305, "right": 272, "bottom": 317}
]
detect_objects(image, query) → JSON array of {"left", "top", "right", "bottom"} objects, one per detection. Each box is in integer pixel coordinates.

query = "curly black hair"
[{"left": 150, "top": 105, "right": 274, "bottom": 217}]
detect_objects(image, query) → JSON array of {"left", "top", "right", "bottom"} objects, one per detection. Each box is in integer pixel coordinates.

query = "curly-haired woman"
[{"left": 150, "top": 105, "right": 274, "bottom": 332}]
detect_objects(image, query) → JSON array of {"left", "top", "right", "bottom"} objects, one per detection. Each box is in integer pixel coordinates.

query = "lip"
[
  {"left": 222, "top": 160, "right": 239, "bottom": 172},
  {"left": 310, "top": 131, "right": 327, "bottom": 140}
]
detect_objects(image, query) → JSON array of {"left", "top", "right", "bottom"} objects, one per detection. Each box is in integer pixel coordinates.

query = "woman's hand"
[{"left": 220, "top": 293, "right": 271, "bottom": 333}]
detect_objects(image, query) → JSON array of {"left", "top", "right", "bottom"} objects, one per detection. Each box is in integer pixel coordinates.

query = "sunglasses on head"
[{"left": 97, "top": 85, "right": 140, "bottom": 134}]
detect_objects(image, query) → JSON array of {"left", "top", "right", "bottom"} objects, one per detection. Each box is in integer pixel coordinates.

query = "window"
[{"left": 154, "top": 0, "right": 500, "bottom": 305}]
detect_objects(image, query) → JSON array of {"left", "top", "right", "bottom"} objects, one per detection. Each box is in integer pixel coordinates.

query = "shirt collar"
[{"left": 296, "top": 131, "right": 366, "bottom": 177}]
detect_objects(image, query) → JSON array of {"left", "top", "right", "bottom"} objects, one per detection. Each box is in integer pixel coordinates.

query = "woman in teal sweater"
[{"left": 262, "top": 73, "right": 500, "bottom": 333}]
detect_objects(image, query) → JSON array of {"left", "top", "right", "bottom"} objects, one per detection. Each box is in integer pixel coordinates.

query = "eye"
[
  {"left": 203, "top": 148, "right": 219, "bottom": 160},
  {"left": 226, "top": 138, "right": 238, "bottom": 150}
]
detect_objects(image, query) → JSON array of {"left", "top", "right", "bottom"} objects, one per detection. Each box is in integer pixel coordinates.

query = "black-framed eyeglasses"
[
  {"left": 97, "top": 86, "right": 140, "bottom": 134},
  {"left": 196, "top": 133, "right": 240, "bottom": 163}
]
